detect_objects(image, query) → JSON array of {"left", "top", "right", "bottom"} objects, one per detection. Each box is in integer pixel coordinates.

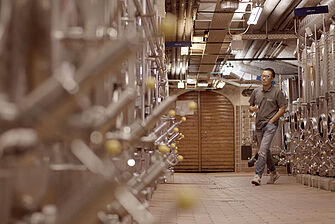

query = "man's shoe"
[
  {"left": 251, "top": 175, "right": 261, "bottom": 186},
  {"left": 248, "top": 156, "right": 257, "bottom": 167},
  {"left": 267, "top": 171, "right": 280, "bottom": 184}
]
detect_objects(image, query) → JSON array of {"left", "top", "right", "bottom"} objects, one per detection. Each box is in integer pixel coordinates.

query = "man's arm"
[{"left": 269, "top": 105, "right": 286, "bottom": 124}]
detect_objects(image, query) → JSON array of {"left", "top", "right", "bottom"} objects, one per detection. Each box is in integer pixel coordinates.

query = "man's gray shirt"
[{"left": 249, "top": 85, "right": 287, "bottom": 130}]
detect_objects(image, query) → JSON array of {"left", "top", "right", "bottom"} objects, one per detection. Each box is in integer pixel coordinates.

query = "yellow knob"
[
  {"left": 182, "top": 117, "right": 187, "bottom": 121},
  {"left": 158, "top": 144, "right": 170, "bottom": 154},
  {"left": 146, "top": 77, "right": 156, "bottom": 90},
  {"left": 300, "top": 139, "right": 303, "bottom": 142},
  {"left": 293, "top": 141, "right": 297, "bottom": 144},
  {"left": 176, "top": 188, "right": 197, "bottom": 209},
  {"left": 105, "top": 139, "right": 122, "bottom": 155},
  {"left": 290, "top": 160, "right": 294, "bottom": 163},
  {"left": 323, "top": 151, "right": 327, "bottom": 155},
  {"left": 160, "top": 13, "right": 177, "bottom": 38},
  {"left": 170, "top": 143, "right": 176, "bottom": 148},
  {"left": 289, "top": 132, "right": 292, "bottom": 134},
  {"left": 169, "top": 110, "right": 176, "bottom": 117},
  {"left": 173, "top": 127, "right": 179, "bottom": 133},
  {"left": 305, "top": 156, "right": 308, "bottom": 159},
  {"left": 308, "top": 131, "right": 311, "bottom": 134},
  {"left": 175, "top": 146, "right": 178, "bottom": 150},
  {"left": 175, "top": 149, "right": 178, "bottom": 154},
  {"left": 188, "top": 101, "right": 197, "bottom": 110},
  {"left": 177, "top": 155, "right": 184, "bottom": 162},
  {"left": 297, "top": 157, "right": 300, "bottom": 160}
]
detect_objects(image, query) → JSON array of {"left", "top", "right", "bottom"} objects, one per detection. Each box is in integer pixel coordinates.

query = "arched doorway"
[{"left": 175, "top": 90, "right": 235, "bottom": 172}]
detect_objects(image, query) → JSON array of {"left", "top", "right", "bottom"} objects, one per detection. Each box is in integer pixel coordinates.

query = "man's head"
[
  {"left": 261, "top": 68, "right": 275, "bottom": 87},
  {"left": 264, "top": 68, "right": 275, "bottom": 78}
]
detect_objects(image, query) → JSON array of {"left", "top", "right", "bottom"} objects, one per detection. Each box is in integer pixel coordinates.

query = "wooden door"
[
  {"left": 200, "top": 91, "right": 235, "bottom": 171},
  {"left": 175, "top": 91, "right": 235, "bottom": 172}
]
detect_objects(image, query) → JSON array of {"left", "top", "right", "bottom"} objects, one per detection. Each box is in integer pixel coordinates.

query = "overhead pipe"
[
  {"left": 170, "top": 0, "right": 177, "bottom": 79},
  {"left": 243, "top": 0, "right": 293, "bottom": 64},
  {"left": 298, "top": 0, "right": 335, "bottom": 37},
  {"left": 236, "top": 0, "right": 281, "bottom": 60},
  {"left": 181, "top": 0, "right": 195, "bottom": 80},
  {"left": 133, "top": 0, "right": 163, "bottom": 71},
  {"left": 175, "top": 0, "right": 186, "bottom": 80},
  {"left": 278, "top": 0, "right": 322, "bottom": 30}
]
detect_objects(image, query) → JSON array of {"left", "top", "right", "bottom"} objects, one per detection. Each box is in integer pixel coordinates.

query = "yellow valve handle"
[
  {"left": 105, "top": 139, "right": 122, "bottom": 155},
  {"left": 188, "top": 101, "right": 197, "bottom": 110},
  {"left": 158, "top": 144, "right": 170, "bottom": 154},
  {"left": 160, "top": 13, "right": 177, "bottom": 38},
  {"left": 177, "top": 155, "right": 183, "bottom": 162},
  {"left": 168, "top": 109, "right": 176, "bottom": 117},
  {"left": 173, "top": 127, "right": 179, "bottom": 133},
  {"left": 146, "top": 77, "right": 156, "bottom": 90},
  {"left": 176, "top": 188, "right": 198, "bottom": 210}
]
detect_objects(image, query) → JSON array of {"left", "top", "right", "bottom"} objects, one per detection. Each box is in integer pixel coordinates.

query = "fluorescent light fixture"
[
  {"left": 197, "top": 82, "right": 208, "bottom": 87},
  {"left": 247, "top": 7, "right": 262, "bottom": 25},
  {"left": 181, "top": 47, "right": 189, "bottom": 55},
  {"left": 221, "top": 65, "right": 233, "bottom": 76},
  {"left": 217, "top": 81, "right": 226, "bottom": 88},
  {"left": 187, "top": 78, "right": 196, "bottom": 84},
  {"left": 178, "top": 81, "right": 185, "bottom": 88}
]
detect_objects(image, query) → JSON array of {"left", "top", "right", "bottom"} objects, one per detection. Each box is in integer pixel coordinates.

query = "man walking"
[{"left": 249, "top": 68, "right": 287, "bottom": 186}]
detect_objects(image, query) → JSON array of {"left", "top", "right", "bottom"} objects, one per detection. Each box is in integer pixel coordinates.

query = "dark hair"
[{"left": 264, "top": 68, "right": 275, "bottom": 78}]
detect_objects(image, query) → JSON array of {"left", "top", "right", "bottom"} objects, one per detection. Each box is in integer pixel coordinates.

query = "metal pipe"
[
  {"left": 315, "top": 26, "right": 321, "bottom": 99},
  {"left": 154, "top": 121, "right": 181, "bottom": 144},
  {"left": 153, "top": 121, "right": 170, "bottom": 135},
  {"left": 297, "top": 38, "right": 302, "bottom": 105},
  {"left": 167, "top": 132, "right": 180, "bottom": 145},
  {"left": 19, "top": 32, "right": 140, "bottom": 117},
  {"left": 298, "top": 0, "right": 335, "bottom": 37},
  {"left": 131, "top": 95, "right": 178, "bottom": 140},
  {"left": 133, "top": 0, "right": 163, "bottom": 71},
  {"left": 96, "top": 88, "right": 136, "bottom": 130}
]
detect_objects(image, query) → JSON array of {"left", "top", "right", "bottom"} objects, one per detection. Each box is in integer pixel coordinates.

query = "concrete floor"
[{"left": 149, "top": 172, "right": 335, "bottom": 224}]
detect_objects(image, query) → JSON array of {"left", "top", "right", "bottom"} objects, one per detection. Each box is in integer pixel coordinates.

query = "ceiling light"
[
  {"left": 217, "top": 81, "right": 226, "bottom": 88},
  {"left": 247, "top": 6, "right": 262, "bottom": 25},
  {"left": 203, "top": 30, "right": 209, "bottom": 42},
  {"left": 178, "top": 81, "right": 185, "bottom": 89},
  {"left": 221, "top": 64, "right": 233, "bottom": 76},
  {"left": 181, "top": 47, "right": 189, "bottom": 55},
  {"left": 197, "top": 82, "right": 208, "bottom": 87},
  {"left": 187, "top": 78, "right": 196, "bottom": 84},
  {"left": 127, "top": 159, "right": 136, "bottom": 167}
]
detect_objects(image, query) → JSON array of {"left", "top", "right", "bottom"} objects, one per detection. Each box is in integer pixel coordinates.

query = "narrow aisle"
[{"left": 149, "top": 173, "right": 335, "bottom": 224}]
